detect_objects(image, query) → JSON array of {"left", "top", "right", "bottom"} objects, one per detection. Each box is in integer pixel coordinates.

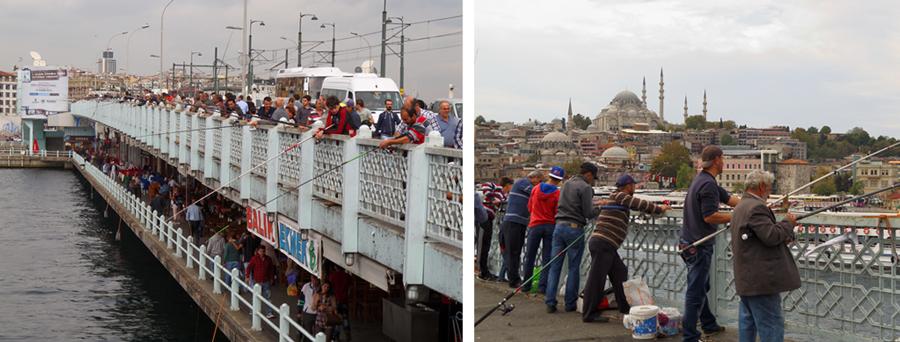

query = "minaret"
[
  {"left": 702, "top": 89, "right": 708, "bottom": 119},
  {"left": 658, "top": 68, "right": 664, "bottom": 122},
  {"left": 683, "top": 96, "right": 689, "bottom": 120},
  {"left": 567, "top": 98, "right": 573, "bottom": 133},
  {"left": 641, "top": 77, "right": 647, "bottom": 106}
]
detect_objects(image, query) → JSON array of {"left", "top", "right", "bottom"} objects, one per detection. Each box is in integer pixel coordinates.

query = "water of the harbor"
[{"left": 0, "top": 169, "right": 227, "bottom": 341}]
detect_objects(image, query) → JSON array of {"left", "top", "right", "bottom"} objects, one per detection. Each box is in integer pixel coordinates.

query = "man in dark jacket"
[
  {"left": 730, "top": 170, "right": 799, "bottom": 342},
  {"left": 545, "top": 162, "right": 603, "bottom": 313},
  {"left": 374, "top": 99, "right": 400, "bottom": 139},
  {"left": 501, "top": 171, "right": 543, "bottom": 288}
]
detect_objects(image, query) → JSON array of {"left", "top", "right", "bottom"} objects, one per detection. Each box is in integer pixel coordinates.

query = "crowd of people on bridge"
[
  {"left": 476, "top": 145, "right": 802, "bottom": 342},
  {"left": 123, "top": 89, "right": 462, "bottom": 149}
]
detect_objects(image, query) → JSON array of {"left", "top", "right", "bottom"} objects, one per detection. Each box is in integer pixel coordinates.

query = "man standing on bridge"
[
  {"left": 731, "top": 170, "right": 799, "bottom": 342},
  {"left": 521, "top": 166, "right": 564, "bottom": 294},
  {"left": 582, "top": 174, "right": 669, "bottom": 323},
  {"left": 246, "top": 246, "right": 277, "bottom": 319},
  {"left": 185, "top": 202, "right": 203, "bottom": 240},
  {"left": 501, "top": 171, "right": 542, "bottom": 288},
  {"left": 545, "top": 162, "right": 603, "bottom": 313},
  {"left": 681, "top": 146, "right": 740, "bottom": 341}
]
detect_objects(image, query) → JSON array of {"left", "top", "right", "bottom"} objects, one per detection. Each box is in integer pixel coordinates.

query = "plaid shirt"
[
  {"left": 454, "top": 119, "right": 463, "bottom": 149},
  {"left": 397, "top": 109, "right": 441, "bottom": 135}
]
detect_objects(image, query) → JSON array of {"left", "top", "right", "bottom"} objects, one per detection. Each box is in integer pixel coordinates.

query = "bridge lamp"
[{"left": 344, "top": 253, "right": 355, "bottom": 267}]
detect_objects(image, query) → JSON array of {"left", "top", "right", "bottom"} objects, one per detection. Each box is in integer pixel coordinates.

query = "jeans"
[
  {"left": 502, "top": 221, "right": 528, "bottom": 286},
  {"left": 189, "top": 220, "right": 202, "bottom": 240},
  {"left": 544, "top": 223, "right": 586, "bottom": 310},
  {"left": 477, "top": 219, "right": 494, "bottom": 277},
  {"left": 682, "top": 243, "right": 719, "bottom": 342},
  {"left": 224, "top": 261, "right": 241, "bottom": 287},
  {"left": 258, "top": 281, "right": 273, "bottom": 315},
  {"left": 521, "top": 224, "right": 554, "bottom": 292},
  {"left": 739, "top": 294, "right": 784, "bottom": 342}
]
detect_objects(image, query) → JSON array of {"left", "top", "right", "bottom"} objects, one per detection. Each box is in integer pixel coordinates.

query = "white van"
[{"left": 320, "top": 74, "right": 402, "bottom": 123}]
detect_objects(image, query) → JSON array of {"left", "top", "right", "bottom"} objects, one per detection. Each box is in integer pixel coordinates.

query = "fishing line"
[{"left": 168, "top": 124, "right": 334, "bottom": 222}]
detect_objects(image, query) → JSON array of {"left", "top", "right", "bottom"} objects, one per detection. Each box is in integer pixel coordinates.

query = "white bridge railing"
[{"left": 74, "top": 152, "right": 324, "bottom": 342}]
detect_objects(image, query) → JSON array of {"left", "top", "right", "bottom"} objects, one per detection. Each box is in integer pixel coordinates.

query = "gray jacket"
[
  {"left": 730, "top": 193, "right": 801, "bottom": 296},
  {"left": 555, "top": 175, "right": 600, "bottom": 226}
]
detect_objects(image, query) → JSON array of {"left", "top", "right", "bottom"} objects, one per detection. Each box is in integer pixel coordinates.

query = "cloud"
[
  {"left": 0, "top": 0, "right": 461, "bottom": 102},
  {"left": 475, "top": 0, "right": 900, "bottom": 137}
]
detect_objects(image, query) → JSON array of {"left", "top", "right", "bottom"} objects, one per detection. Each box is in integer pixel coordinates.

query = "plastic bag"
[
  {"left": 658, "top": 307, "right": 682, "bottom": 337},
  {"left": 622, "top": 277, "right": 654, "bottom": 306}
]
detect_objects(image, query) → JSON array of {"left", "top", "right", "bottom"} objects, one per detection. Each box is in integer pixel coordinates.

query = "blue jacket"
[
  {"left": 375, "top": 110, "right": 400, "bottom": 137},
  {"left": 474, "top": 192, "right": 488, "bottom": 225},
  {"left": 503, "top": 178, "right": 533, "bottom": 226}
]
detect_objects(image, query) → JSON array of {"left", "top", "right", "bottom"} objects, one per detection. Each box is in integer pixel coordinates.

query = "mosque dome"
[
  {"left": 601, "top": 146, "right": 630, "bottom": 160},
  {"left": 611, "top": 90, "right": 643, "bottom": 107},
  {"left": 541, "top": 131, "right": 571, "bottom": 143}
]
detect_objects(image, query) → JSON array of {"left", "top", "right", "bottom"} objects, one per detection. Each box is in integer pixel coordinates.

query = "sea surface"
[{"left": 0, "top": 169, "right": 227, "bottom": 341}]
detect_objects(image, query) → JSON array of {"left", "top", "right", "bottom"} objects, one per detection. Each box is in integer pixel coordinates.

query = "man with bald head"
[{"left": 271, "top": 98, "right": 288, "bottom": 122}]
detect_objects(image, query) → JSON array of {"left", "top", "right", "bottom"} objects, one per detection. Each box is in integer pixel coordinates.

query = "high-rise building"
[
  {"left": 98, "top": 50, "right": 117, "bottom": 74},
  {"left": 0, "top": 71, "right": 17, "bottom": 115}
]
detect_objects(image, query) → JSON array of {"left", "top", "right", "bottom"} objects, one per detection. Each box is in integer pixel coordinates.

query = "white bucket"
[{"left": 623, "top": 305, "right": 659, "bottom": 339}]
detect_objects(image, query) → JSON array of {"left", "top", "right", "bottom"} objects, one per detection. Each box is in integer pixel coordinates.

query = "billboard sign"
[
  {"left": 277, "top": 220, "right": 322, "bottom": 277},
  {"left": 245, "top": 206, "right": 277, "bottom": 246},
  {"left": 17, "top": 66, "right": 69, "bottom": 115}
]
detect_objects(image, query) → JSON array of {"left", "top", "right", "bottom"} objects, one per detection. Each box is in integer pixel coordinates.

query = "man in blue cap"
[
  {"left": 581, "top": 174, "right": 669, "bottom": 323},
  {"left": 521, "top": 166, "right": 564, "bottom": 294}
]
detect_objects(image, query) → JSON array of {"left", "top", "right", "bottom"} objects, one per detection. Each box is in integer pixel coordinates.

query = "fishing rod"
[
  {"left": 741, "top": 182, "right": 900, "bottom": 240},
  {"left": 167, "top": 124, "right": 334, "bottom": 222},
  {"left": 682, "top": 142, "right": 900, "bottom": 251},
  {"left": 247, "top": 148, "right": 382, "bottom": 212},
  {"left": 132, "top": 120, "right": 243, "bottom": 139},
  {"left": 475, "top": 223, "right": 595, "bottom": 327}
]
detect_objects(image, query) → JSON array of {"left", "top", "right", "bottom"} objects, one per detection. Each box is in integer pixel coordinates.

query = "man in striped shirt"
[
  {"left": 477, "top": 178, "right": 513, "bottom": 280},
  {"left": 582, "top": 174, "right": 670, "bottom": 323}
]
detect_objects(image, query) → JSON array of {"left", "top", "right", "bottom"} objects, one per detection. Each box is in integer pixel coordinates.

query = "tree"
[
  {"left": 849, "top": 181, "right": 864, "bottom": 195},
  {"left": 722, "top": 120, "right": 737, "bottom": 130},
  {"left": 720, "top": 133, "right": 735, "bottom": 146},
  {"left": 572, "top": 113, "right": 592, "bottom": 130},
  {"left": 845, "top": 127, "right": 871, "bottom": 146},
  {"left": 561, "top": 159, "right": 584, "bottom": 179},
  {"left": 684, "top": 115, "right": 707, "bottom": 130},
  {"left": 676, "top": 164, "right": 696, "bottom": 189},
  {"left": 475, "top": 115, "right": 486, "bottom": 125},
  {"left": 820, "top": 125, "right": 832, "bottom": 135},
  {"left": 731, "top": 182, "right": 745, "bottom": 194},
  {"left": 651, "top": 142, "right": 692, "bottom": 177},
  {"left": 812, "top": 181, "right": 836, "bottom": 196},
  {"left": 807, "top": 126, "right": 818, "bottom": 134}
]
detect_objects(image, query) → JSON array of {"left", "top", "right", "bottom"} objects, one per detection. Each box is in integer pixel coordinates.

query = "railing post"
[
  {"left": 175, "top": 228, "right": 183, "bottom": 258},
  {"left": 220, "top": 118, "right": 234, "bottom": 186},
  {"left": 214, "top": 255, "right": 223, "bottom": 294},
  {"left": 205, "top": 116, "right": 215, "bottom": 180},
  {"left": 298, "top": 121, "right": 321, "bottom": 229},
  {"left": 341, "top": 127, "right": 364, "bottom": 256},
  {"left": 186, "top": 236, "right": 194, "bottom": 268},
  {"left": 179, "top": 111, "right": 188, "bottom": 166},
  {"left": 279, "top": 303, "right": 290, "bottom": 341},
  {"left": 240, "top": 124, "right": 252, "bottom": 201},
  {"left": 314, "top": 332, "right": 327, "bottom": 342},
  {"left": 252, "top": 283, "right": 262, "bottom": 331},
  {"left": 160, "top": 108, "right": 169, "bottom": 156},
  {"left": 199, "top": 245, "right": 207, "bottom": 280},
  {"left": 230, "top": 268, "right": 240, "bottom": 311},
  {"left": 166, "top": 220, "right": 174, "bottom": 250},
  {"left": 266, "top": 125, "right": 281, "bottom": 214},
  {"left": 169, "top": 108, "right": 178, "bottom": 160},
  {"left": 190, "top": 114, "right": 200, "bottom": 172},
  {"left": 402, "top": 132, "right": 442, "bottom": 287}
]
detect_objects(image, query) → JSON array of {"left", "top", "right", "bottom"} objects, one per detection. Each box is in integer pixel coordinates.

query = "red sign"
[{"left": 246, "top": 206, "right": 277, "bottom": 245}]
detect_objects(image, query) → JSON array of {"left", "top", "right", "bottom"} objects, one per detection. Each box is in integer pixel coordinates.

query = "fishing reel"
[{"left": 499, "top": 303, "right": 515, "bottom": 316}]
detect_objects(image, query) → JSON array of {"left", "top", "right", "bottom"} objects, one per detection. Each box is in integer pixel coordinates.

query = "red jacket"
[
  {"left": 527, "top": 182, "right": 559, "bottom": 227},
  {"left": 246, "top": 254, "right": 275, "bottom": 283},
  {"left": 324, "top": 107, "right": 353, "bottom": 136}
]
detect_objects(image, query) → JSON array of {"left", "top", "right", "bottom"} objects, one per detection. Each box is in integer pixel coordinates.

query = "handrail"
[{"left": 72, "top": 152, "right": 324, "bottom": 342}]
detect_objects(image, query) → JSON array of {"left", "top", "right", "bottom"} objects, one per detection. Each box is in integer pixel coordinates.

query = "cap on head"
[
  {"left": 701, "top": 145, "right": 723, "bottom": 169},
  {"left": 615, "top": 174, "right": 636, "bottom": 187},
  {"left": 580, "top": 162, "right": 599, "bottom": 178},
  {"left": 549, "top": 166, "right": 565, "bottom": 180}
]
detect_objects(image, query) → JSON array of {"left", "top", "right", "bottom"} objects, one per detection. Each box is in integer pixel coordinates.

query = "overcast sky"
[
  {"left": 0, "top": 0, "right": 461, "bottom": 101},
  {"left": 475, "top": 0, "right": 900, "bottom": 137}
]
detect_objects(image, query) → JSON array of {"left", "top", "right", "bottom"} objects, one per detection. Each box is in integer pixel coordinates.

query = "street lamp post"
[
  {"left": 105, "top": 31, "right": 128, "bottom": 74},
  {"left": 248, "top": 19, "right": 265, "bottom": 94},
  {"left": 190, "top": 51, "right": 202, "bottom": 93},
  {"left": 380, "top": 0, "right": 387, "bottom": 77},
  {"left": 321, "top": 23, "right": 335, "bottom": 67},
  {"left": 386, "top": 17, "right": 408, "bottom": 90},
  {"left": 297, "top": 12, "right": 318, "bottom": 67},
  {"left": 126, "top": 24, "right": 150, "bottom": 76},
  {"left": 350, "top": 32, "right": 373, "bottom": 71},
  {"left": 160, "top": 0, "right": 175, "bottom": 90}
]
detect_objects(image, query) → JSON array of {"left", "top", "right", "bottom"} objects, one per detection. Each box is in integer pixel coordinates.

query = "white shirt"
[
  {"left": 301, "top": 283, "right": 318, "bottom": 314},
  {"left": 237, "top": 100, "right": 249, "bottom": 114}
]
